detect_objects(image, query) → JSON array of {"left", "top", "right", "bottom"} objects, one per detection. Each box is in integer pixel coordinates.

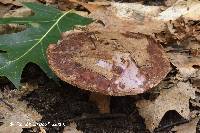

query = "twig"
[
  {"left": 0, "top": 98, "right": 14, "bottom": 111},
  {"left": 67, "top": 113, "right": 127, "bottom": 122},
  {"left": 155, "top": 119, "right": 189, "bottom": 132}
]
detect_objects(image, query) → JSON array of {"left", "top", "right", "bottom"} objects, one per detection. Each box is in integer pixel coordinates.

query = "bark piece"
[{"left": 47, "top": 30, "right": 171, "bottom": 96}]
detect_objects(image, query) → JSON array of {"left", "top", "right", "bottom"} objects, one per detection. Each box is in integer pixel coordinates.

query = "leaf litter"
[
  {"left": 47, "top": 0, "right": 200, "bottom": 131},
  {"left": 0, "top": 0, "right": 200, "bottom": 132},
  {"left": 0, "top": 83, "right": 42, "bottom": 133},
  {"left": 171, "top": 117, "right": 200, "bottom": 133},
  {"left": 44, "top": 0, "right": 200, "bottom": 132},
  {"left": 136, "top": 81, "right": 196, "bottom": 132}
]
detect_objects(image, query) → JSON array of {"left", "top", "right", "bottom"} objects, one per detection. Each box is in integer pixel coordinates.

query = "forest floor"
[{"left": 0, "top": 0, "right": 200, "bottom": 133}]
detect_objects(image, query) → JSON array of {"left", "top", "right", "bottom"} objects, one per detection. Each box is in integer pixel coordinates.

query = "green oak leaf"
[{"left": 0, "top": 3, "right": 93, "bottom": 87}]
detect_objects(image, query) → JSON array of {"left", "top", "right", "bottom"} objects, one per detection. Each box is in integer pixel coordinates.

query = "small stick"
[
  {"left": 155, "top": 119, "right": 189, "bottom": 132},
  {"left": 67, "top": 113, "right": 127, "bottom": 122},
  {"left": 0, "top": 98, "right": 14, "bottom": 111}
]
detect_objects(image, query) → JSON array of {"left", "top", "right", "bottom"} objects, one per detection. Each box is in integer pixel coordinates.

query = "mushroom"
[{"left": 47, "top": 30, "right": 171, "bottom": 113}]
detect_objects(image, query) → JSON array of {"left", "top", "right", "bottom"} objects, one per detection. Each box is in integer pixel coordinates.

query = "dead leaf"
[
  {"left": 47, "top": 31, "right": 171, "bottom": 96},
  {"left": 0, "top": 96, "right": 42, "bottom": 133},
  {"left": 167, "top": 52, "right": 200, "bottom": 78},
  {"left": 0, "top": 82, "right": 41, "bottom": 133},
  {"left": 164, "top": 0, "right": 178, "bottom": 7},
  {"left": 3, "top": 7, "right": 32, "bottom": 18},
  {"left": 38, "top": 0, "right": 55, "bottom": 4},
  {"left": 0, "top": 3, "right": 12, "bottom": 17},
  {"left": 0, "top": 0, "right": 38, "bottom": 6},
  {"left": 171, "top": 117, "right": 200, "bottom": 133},
  {"left": 82, "top": 1, "right": 200, "bottom": 45},
  {"left": 69, "top": 0, "right": 110, "bottom": 12},
  {"left": 157, "top": 0, "right": 200, "bottom": 21},
  {"left": 136, "top": 82, "right": 196, "bottom": 132},
  {"left": 63, "top": 122, "right": 82, "bottom": 133},
  {"left": 57, "top": 0, "right": 80, "bottom": 11},
  {"left": 87, "top": 2, "right": 165, "bottom": 35}
]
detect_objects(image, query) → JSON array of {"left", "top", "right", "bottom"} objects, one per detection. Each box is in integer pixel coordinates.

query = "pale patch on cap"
[
  {"left": 113, "top": 53, "right": 146, "bottom": 92},
  {"left": 96, "top": 52, "right": 146, "bottom": 93}
]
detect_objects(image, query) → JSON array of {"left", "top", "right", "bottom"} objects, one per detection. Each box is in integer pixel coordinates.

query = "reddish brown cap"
[{"left": 47, "top": 31, "right": 171, "bottom": 96}]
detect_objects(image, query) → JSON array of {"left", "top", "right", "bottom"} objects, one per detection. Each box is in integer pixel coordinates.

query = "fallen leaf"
[
  {"left": 3, "top": 7, "right": 32, "bottom": 18},
  {"left": 0, "top": 93, "right": 42, "bottom": 133},
  {"left": 164, "top": 0, "right": 178, "bottom": 7},
  {"left": 0, "top": 0, "right": 38, "bottom": 6},
  {"left": 38, "top": 0, "right": 55, "bottom": 4},
  {"left": 69, "top": 0, "right": 110, "bottom": 12},
  {"left": 136, "top": 82, "right": 196, "bottom": 132},
  {"left": 87, "top": 2, "right": 165, "bottom": 35},
  {"left": 166, "top": 39, "right": 200, "bottom": 79},
  {"left": 157, "top": 0, "right": 200, "bottom": 21},
  {"left": 167, "top": 53, "right": 200, "bottom": 78},
  {"left": 0, "top": 3, "right": 12, "bottom": 17},
  {"left": 171, "top": 117, "right": 200, "bottom": 133},
  {"left": 63, "top": 122, "right": 82, "bottom": 133},
  {"left": 83, "top": 1, "right": 200, "bottom": 45}
]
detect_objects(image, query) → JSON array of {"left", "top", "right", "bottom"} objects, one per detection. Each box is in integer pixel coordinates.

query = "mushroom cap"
[{"left": 47, "top": 30, "right": 171, "bottom": 96}]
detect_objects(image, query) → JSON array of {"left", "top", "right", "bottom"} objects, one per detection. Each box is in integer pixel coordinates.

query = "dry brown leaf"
[
  {"left": 3, "top": 7, "right": 32, "bottom": 18},
  {"left": 68, "top": 1, "right": 166, "bottom": 36},
  {"left": 0, "top": 3, "right": 12, "bottom": 17},
  {"left": 164, "top": 0, "right": 178, "bottom": 7},
  {"left": 171, "top": 117, "right": 200, "bottom": 133},
  {"left": 0, "top": 82, "right": 41, "bottom": 133},
  {"left": 0, "top": 0, "right": 19, "bottom": 5},
  {"left": 0, "top": 96, "right": 42, "bottom": 133},
  {"left": 67, "top": 1, "right": 200, "bottom": 47},
  {"left": 82, "top": 1, "right": 200, "bottom": 44},
  {"left": 157, "top": 0, "right": 200, "bottom": 21},
  {"left": 47, "top": 31, "right": 171, "bottom": 96},
  {"left": 136, "top": 82, "right": 196, "bottom": 132},
  {"left": 167, "top": 52, "right": 200, "bottom": 78},
  {"left": 38, "top": 0, "right": 55, "bottom": 4},
  {"left": 69, "top": 0, "right": 200, "bottom": 45},
  {"left": 63, "top": 122, "right": 82, "bottom": 133},
  {"left": 69, "top": 0, "right": 110, "bottom": 12},
  {"left": 0, "top": 3, "right": 12, "bottom": 34},
  {"left": 0, "top": 0, "right": 38, "bottom": 6},
  {"left": 87, "top": 2, "right": 165, "bottom": 36},
  {"left": 167, "top": 18, "right": 200, "bottom": 42}
]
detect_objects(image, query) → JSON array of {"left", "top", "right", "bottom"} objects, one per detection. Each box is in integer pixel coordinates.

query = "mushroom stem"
[{"left": 89, "top": 93, "right": 110, "bottom": 113}]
